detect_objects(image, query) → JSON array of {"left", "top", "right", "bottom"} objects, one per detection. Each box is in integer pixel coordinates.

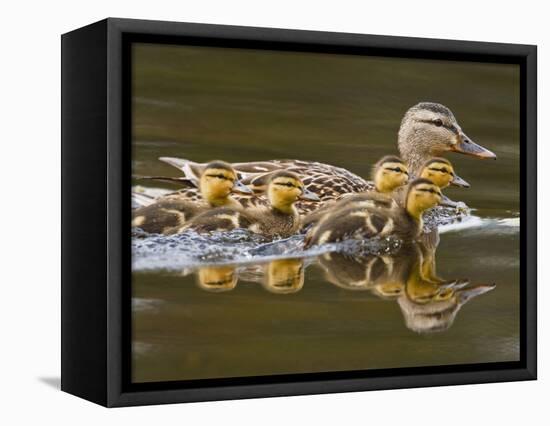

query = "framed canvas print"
[{"left": 61, "top": 18, "right": 537, "bottom": 407}]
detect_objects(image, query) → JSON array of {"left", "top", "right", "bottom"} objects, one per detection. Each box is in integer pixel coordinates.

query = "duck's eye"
[
  {"left": 384, "top": 167, "right": 405, "bottom": 173},
  {"left": 428, "top": 167, "right": 449, "bottom": 174},
  {"left": 433, "top": 119, "right": 443, "bottom": 127}
]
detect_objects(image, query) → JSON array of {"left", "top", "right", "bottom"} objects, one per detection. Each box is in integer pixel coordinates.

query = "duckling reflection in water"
[
  {"left": 262, "top": 259, "right": 305, "bottom": 294},
  {"left": 317, "top": 251, "right": 405, "bottom": 296},
  {"left": 132, "top": 161, "right": 253, "bottom": 235},
  {"left": 195, "top": 265, "right": 238, "bottom": 292},
  {"left": 317, "top": 242, "right": 495, "bottom": 332},
  {"left": 398, "top": 282, "right": 495, "bottom": 334}
]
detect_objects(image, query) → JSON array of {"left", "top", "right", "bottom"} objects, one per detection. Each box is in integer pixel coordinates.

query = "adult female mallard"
[
  {"left": 145, "top": 102, "right": 494, "bottom": 213},
  {"left": 182, "top": 171, "right": 318, "bottom": 238},
  {"left": 131, "top": 160, "right": 252, "bottom": 234},
  {"left": 303, "top": 178, "right": 442, "bottom": 247}
]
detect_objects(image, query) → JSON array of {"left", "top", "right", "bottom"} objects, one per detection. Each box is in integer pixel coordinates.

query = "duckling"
[
  {"left": 390, "top": 157, "right": 469, "bottom": 208},
  {"left": 419, "top": 157, "right": 469, "bottom": 189},
  {"left": 131, "top": 161, "right": 252, "bottom": 234},
  {"left": 301, "top": 156, "right": 409, "bottom": 228},
  {"left": 182, "top": 171, "right": 319, "bottom": 238},
  {"left": 304, "top": 178, "right": 442, "bottom": 247},
  {"left": 155, "top": 102, "right": 495, "bottom": 213}
]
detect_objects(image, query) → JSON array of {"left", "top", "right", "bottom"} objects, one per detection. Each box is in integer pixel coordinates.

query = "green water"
[{"left": 131, "top": 43, "right": 520, "bottom": 383}]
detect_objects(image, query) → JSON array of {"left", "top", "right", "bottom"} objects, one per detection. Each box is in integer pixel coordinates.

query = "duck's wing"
[
  {"left": 134, "top": 175, "right": 198, "bottom": 188},
  {"left": 162, "top": 187, "right": 203, "bottom": 203},
  {"left": 132, "top": 199, "right": 201, "bottom": 234},
  {"left": 132, "top": 191, "right": 156, "bottom": 208},
  {"left": 158, "top": 157, "right": 202, "bottom": 184},
  {"left": 158, "top": 158, "right": 373, "bottom": 211}
]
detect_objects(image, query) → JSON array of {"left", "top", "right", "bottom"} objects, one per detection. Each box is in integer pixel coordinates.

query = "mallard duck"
[
  {"left": 147, "top": 102, "right": 494, "bottom": 212},
  {"left": 131, "top": 160, "right": 252, "bottom": 234},
  {"left": 182, "top": 171, "right": 319, "bottom": 238},
  {"left": 304, "top": 178, "right": 442, "bottom": 247}
]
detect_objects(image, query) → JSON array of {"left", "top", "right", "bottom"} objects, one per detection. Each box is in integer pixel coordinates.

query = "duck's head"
[
  {"left": 196, "top": 266, "right": 238, "bottom": 292},
  {"left": 263, "top": 259, "right": 305, "bottom": 294},
  {"left": 372, "top": 155, "right": 410, "bottom": 193},
  {"left": 405, "top": 178, "right": 443, "bottom": 220},
  {"left": 419, "top": 157, "right": 470, "bottom": 189},
  {"left": 267, "top": 171, "right": 319, "bottom": 213},
  {"left": 398, "top": 102, "right": 496, "bottom": 174},
  {"left": 199, "top": 161, "right": 252, "bottom": 206}
]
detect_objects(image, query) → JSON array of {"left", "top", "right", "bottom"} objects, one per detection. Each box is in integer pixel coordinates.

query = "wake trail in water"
[{"left": 132, "top": 187, "right": 519, "bottom": 271}]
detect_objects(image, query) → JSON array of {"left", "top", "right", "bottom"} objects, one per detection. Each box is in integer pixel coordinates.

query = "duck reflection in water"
[
  {"left": 192, "top": 258, "right": 306, "bottom": 295},
  {"left": 195, "top": 265, "right": 238, "bottom": 292},
  {"left": 262, "top": 258, "right": 305, "bottom": 294},
  {"left": 189, "top": 241, "right": 494, "bottom": 333},
  {"left": 317, "top": 242, "right": 495, "bottom": 333}
]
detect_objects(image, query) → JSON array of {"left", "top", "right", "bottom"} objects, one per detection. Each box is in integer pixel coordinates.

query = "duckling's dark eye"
[
  {"left": 433, "top": 119, "right": 443, "bottom": 127},
  {"left": 206, "top": 174, "right": 228, "bottom": 180},
  {"left": 429, "top": 167, "right": 450, "bottom": 174}
]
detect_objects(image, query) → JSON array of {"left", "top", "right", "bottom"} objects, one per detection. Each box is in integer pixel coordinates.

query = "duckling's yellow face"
[
  {"left": 264, "top": 259, "right": 304, "bottom": 294},
  {"left": 407, "top": 182, "right": 442, "bottom": 218},
  {"left": 420, "top": 161, "right": 455, "bottom": 189},
  {"left": 197, "top": 266, "right": 237, "bottom": 292},
  {"left": 374, "top": 161, "right": 409, "bottom": 193},
  {"left": 200, "top": 167, "right": 238, "bottom": 205},
  {"left": 267, "top": 175, "right": 305, "bottom": 211},
  {"left": 406, "top": 281, "right": 455, "bottom": 304}
]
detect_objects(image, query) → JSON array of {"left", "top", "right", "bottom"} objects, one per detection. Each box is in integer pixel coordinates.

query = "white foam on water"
[{"left": 439, "top": 215, "right": 520, "bottom": 234}]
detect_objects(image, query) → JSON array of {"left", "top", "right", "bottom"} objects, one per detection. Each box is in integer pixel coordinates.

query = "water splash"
[{"left": 132, "top": 228, "right": 403, "bottom": 272}]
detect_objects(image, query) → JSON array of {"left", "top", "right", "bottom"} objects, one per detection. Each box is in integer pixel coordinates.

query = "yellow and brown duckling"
[
  {"left": 301, "top": 156, "right": 410, "bottom": 229},
  {"left": 390, "top": 157, "right": 469, "bottom": 208},
  {"left": 131, "top": 161, "right": 252, "bottom": 235},
  {"left": 304, "top": 178, "right": 442, "bottom": 247},
  {"left": 182, "top": 171, "right": 319, "bottom": 238},
  {"left": 419, "top": 157, "right": 469, "bottom": 189},
  {"left": 371, "top": 155, "right": 410, "bottom": 193}
]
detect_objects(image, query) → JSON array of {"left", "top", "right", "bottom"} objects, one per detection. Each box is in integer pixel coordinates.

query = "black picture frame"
[{"left": 61, "top": 17, "right": 537, "bottom": 407}]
